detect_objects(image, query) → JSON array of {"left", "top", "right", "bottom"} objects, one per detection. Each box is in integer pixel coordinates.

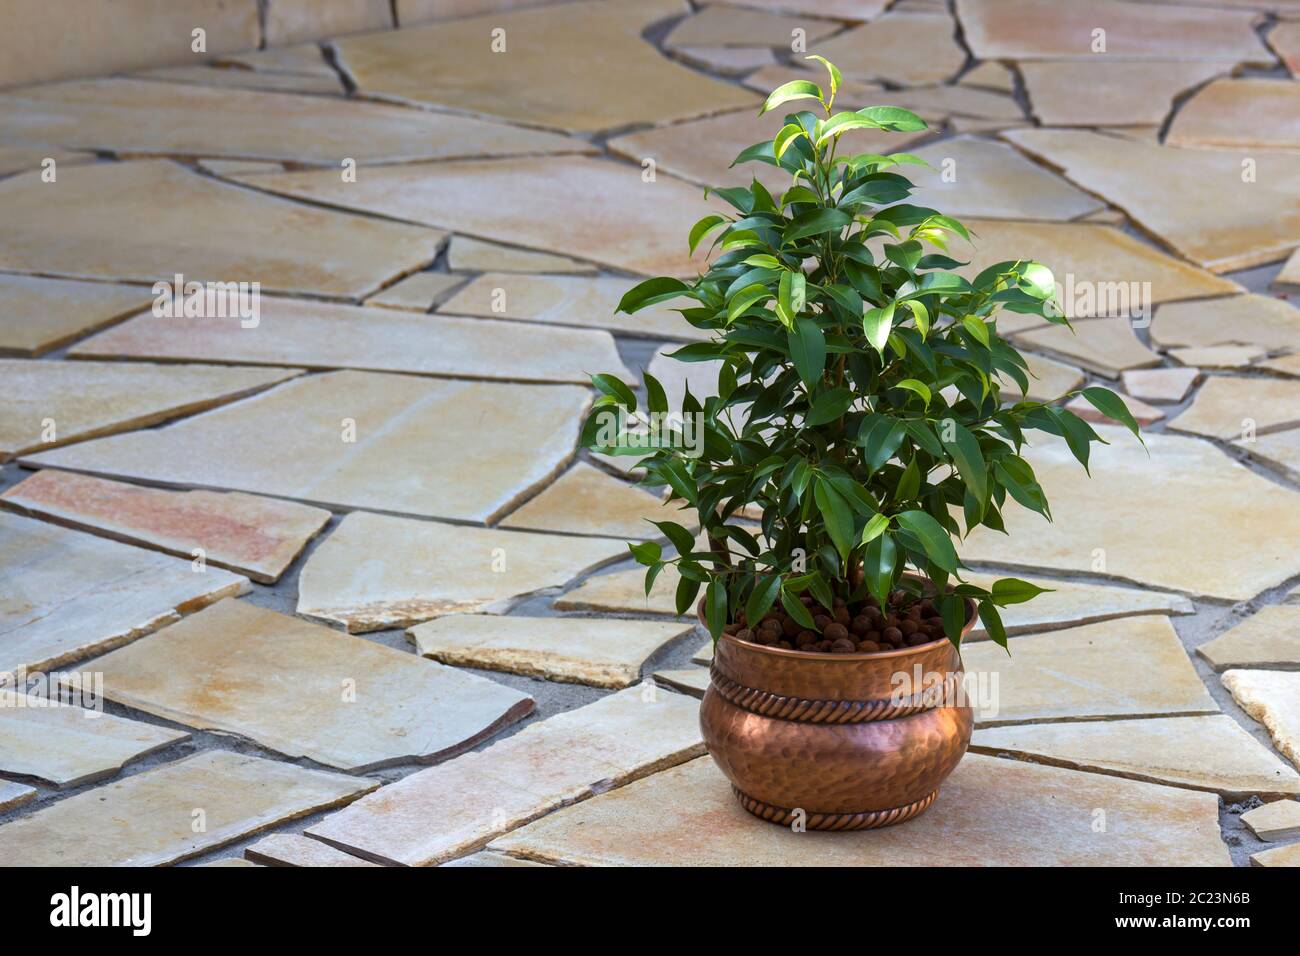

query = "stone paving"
[{"left": 1, "top": 0, "right": 1299, "bottom": 867}]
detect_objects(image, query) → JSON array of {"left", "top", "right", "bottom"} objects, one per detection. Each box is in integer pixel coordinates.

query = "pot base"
[{"left": 733, "top": 786, "right": 938, "bottom": 831}]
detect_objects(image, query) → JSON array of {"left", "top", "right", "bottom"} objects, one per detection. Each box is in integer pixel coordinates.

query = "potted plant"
[{"left": 582, "top": 58, "right": 1141, "bottom": 830}]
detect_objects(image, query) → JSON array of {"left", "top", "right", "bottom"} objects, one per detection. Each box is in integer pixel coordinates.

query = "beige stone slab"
[
  {"left": 0, "top": 146, "right": 94, "bottom": 178},
  {"left": 246, "top": 833, "right": 379, "bottom": 867},
  {"left": 959, "top": 61, "right": 1016, "bottom": 94},
  {"left": 692, "top": 640, "right": 713, "bottom": 665},
  {"left": 1223, "top": 669, "right": 1300, "bottom": 769},
  {"left": 1169, "top": 376, "right": 1300, "bottom": 441},
  {"left": 0, "top": 470, "right": 330, "bottom": 585},
  {"left": 0, "top": 274, "right": 153, "bottom": 357},
  {"left": 1121, "top": 366, "right": 1201, "bottom": 403},
  {"left": 133, "top": 65, "right": 345, "bottom": 96},
  {"left": 0, "top": 359, "right": 301, "bottom": 462},
  {"left": 647, "top": 345, "right": 726, "bottom": 412},
  {"left": 956, "top": 0, "right": 1269, "bottom": 62},
  {"left": 265, "top": 0, "right": 393, "bottom": 45},
  {"left": 1269, "top": 21, "right": 1300, "bottom": 75},
  {"left": 233, "top": 156, "right": 720, "bottom": 278},
  {"left": 961, "top": 617, "right": 1218, "bottom": 726},
  {"left": 409, "top": 614, "right": 694, "bottom": 688},
  {"left": 1021, "top": 60, "right": 1229, "bottom": 127},
  {"left": 298, "top": 511, "right": 625, "bottom": 632},
  {"left": 907, "top": 137, "right": 1104, "bottom": 222},
  {"left": 1169, "top": 79, "right": 1300, "bottom": 151},
  {"left": 0, "top": 0, "right": 260, "bottom": 89},
  {"left": 0, "top": 513, "right": 248, "bottom": 675},
  {"left": 948, "top": 220, "right": 1241, "bottom": 313},
  {"left": 963, "top": 426, "right": 1300, "bottom": 600},
  {"left": 438, "top": 273, "right": 703, "bottom": 340},
  {"left": 334, "top": 0, "right": 759, "bottom": 133},
  {"left": 23, "top": 371, "right": 589, "bottom": 525},
  {"left": 727, "top": 0, "right": 888, "bottom": 18},
  {"left": 963, "top": 573, "right": 1193, "bottom": 642},
  {"left": 998, "top": 351, "right": 1085, "bottom": 403},
  {"left": 446, "top": 236, "right": 597, "bottom": 275},
  {"left": 1263, "top": 353, "right": 1300, "bottom": 377},
  {"left": 1151, "top": 294, "right": 1300, "bottom": 352},
  {"left": 553, "top": 563, "right": 687, "bottom": 616},
  {"left": 0, "top": 159, "right": 443, "bottom": 299},
  {"left": 675, "top": 45, "right": 776, "bottom": 77},
  {"left": 305, "top": 685, "right": 705, "bottom": 865},
  {"left": 1241, "top": 426, "right": 1300, "bottom": 483},
  {"left": 1014, "top": 317, "right": 1160, "bottom": 376},
  {"left": 1198, "top": 607, "right": 1300, "bottom": 671},
  {"left": 69, "top": 297, "right": 634, "bottom": 387},
  {"left": 499, "top": 463, "right": 679, "bottom": 539},
  {"left": 973, "top": 715, "right": 1300, "bottom": 799},
  {"left": 664, "top": 5, "right": 840, "bottom": 48},
  {"left": 653, "top": 667, "right": 710, "bottom": 699},
  {"left": 440, "top": 850, "right": 550, "bottom": 867},
  {"left": 1170, "top": 345, "right": 1264, "bottom": 369},
  {"left": 0, "top": 751, "right": 374, "bottom": 867},
  {"left": 92, "top": 599, "right": 533, "bottom": 771},
  {"left": 813, "top": 12, "right": 966, "bottom": 86},
  {"left": 1004, "top": 128, "right": 1300, "bottom": 273},
  {"left": 490, "top": 752, "right": 1229, "bottom": 866},
  {"left": 1065, "top": 393, "right": 1164, "bottom": 427},
  {"left": 197, "top": 158, "right": 286, "bottom": 177},
  {"left": 0, "top": 692, "right": 187, "bottom": 788},
  {"left": 364, "top": 273, "right": 466, "bottom": 312},
  {"left": 0, "top": 78, "right": 586, "bottom": 166},
  {"left": 0, "top": 781, "right": 36, "bottom": 813},
  {"left": 1242, "top": 799, "right": 1300, "bottom": 841},
  {"left": 216, "top": 44, "right": 339, "bottom": 78},
  {"left": 1080, "top": 207, "right": 1129, "bottom": 225},
  {"left": 1251, "top": 842, "right": 1300, "bottom": 866},
  {"left": 198, "top": 857, "right": 261, "bottom": 867}
]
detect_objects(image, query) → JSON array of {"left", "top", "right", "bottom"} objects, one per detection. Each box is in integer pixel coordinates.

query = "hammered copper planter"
[{"left": 698, "top": 594, "right": 976, "bottom": 831}]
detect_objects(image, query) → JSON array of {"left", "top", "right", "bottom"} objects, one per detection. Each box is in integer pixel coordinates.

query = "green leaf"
[
  {"left": 1080, "top": 386, "right": 1143, "bottom": 441},
  {"left": 760, "top": 79, "right": 823, "bottom": 115},
  {"left": 776, "top": 269, "right": 806, "bottom": 327},
  {"left": 617, "top": 277, "right": 690, "bottom": 314},
  {"left": 816, "top": 111, "right": 886, "bottom": 144},
  {"left": 860, "top": 414, "right": 907, "bottom": 472},
  {"left": 804, "top": 54, "right": 841, "bottom": 105},
  {"left": 813, "top": 477, "right": 855, "bottom": 562},
  {"left": 857, "top": 105, "right": 928, "bottom": 131},
  {"left": 675, "top": 574, "right": 701, "bottom": 617},
  {"left": 629, "top": 541, "right": 661, "bottom": 566},
  {"left": 978, "top": 600, "right": 1007, "bottom": 649},
  {"left": 652, "top": 520, "right": 696, "bottom": 558},
  {"left": 727, "top": 282, "right": 771, "bottom": 322},
  {"left": 788, "top": 317, "right": 826, "bottom": 389},
  {"left": 745, "top": 574, "right": 783, "bottom": 629},
  {"left": 961, "top": 315, "right": 990, "bottom": 348},
  {"left": 806, "top": 386, "right": 854, "bottom": 426},
  {"left": 862, "top": 532, "right": 898, "bottom": 607},
  {"left": 862, "top": 301, "right": 895, "bottom": 355},
  {"left": 940, "top": 593, "right": 967, "bottom": 644},
  {"left": 860, "top": 511, "right": 890, "bottom": 545},
  {"left": 783, "top": 207, "right": 851, "bottom": 244},
  {"left": 591, "top": 372, "right": 636, "bottom": 411},
  {"left": 940, "top": 420, "right": 988, "bottom": 507},
  {"left": 780, "top": 589, "right": 816, "bottom": 629},
  {"left": 773, "top": 123, "right": 807, "bottom": 159},
  {"left": 990, "top": 577, "right": 1052, "bottom": 606},
  {"left": 687, "top": 216, "right": 726, "bottom": 256},
  {"left": 705, "top": 579, "right": 727, "bottom": 640},
  {"left": 643, "top": 371, "right": 668, "bottom": 416},
  {"left": 894, "top": 378, "right": 931, "bottom": 407},
  {"left": 894, "top": 510, "right": 958, "bottom": 574}
]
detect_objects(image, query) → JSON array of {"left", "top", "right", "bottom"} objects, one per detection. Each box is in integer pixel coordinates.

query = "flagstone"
[
  {"left": 298, "top": 511, "right": 625, "bottom": 632},
  {"left": 1269, "top": 21, "right": 1300, "bottom": 75},
  {"left": 1013, "top": 317, "right": 1160, "bottom": 376},
  {"left": 963, "top": 573, "right": 1193, "bottom": 641},
  {"left": 1198, "top": 607, "right": 1300, "bottom": 671},
  {"left": 751, "top": 68, "right": 1019, "bottom": 125},
  {"left": 959, "top": 61, "right": 1015, "bottom": 94},
  {"left": 0, "top": 513, "right": 248, "bottom": 675},
  {"left": 907, "top": 137, "right": 1104, "bottom": 221},
  {"left": 1242, "top": 799, "right": 1300, "bottom": 841},
  {"left": 408, "top": 614, "right": 693, "bottom": 688},
  {"left": 1065, "top": 393, "right": 1164, "bottom": 427},
  {"left": 997, "top": 351, "right": 1085, "bottom": 403},
  {"left": 664, "top": 5, "right": 840, "bottom": 49},
  {"left": 199, "top": 857, "right": 261, "bottom": 867},
  {"left": 305, "top": 685, "right": 704, "bottom": 866},
  {"left": 499, "top": 463, "right": 676, "bottom": 539},
  {"left": 446, "top": 236, "right": 597, "bottom": 275},
  {"left": 1020, "top": 60, "right": 1229, "bottom": 127},
  {"left": 0, "top": 78, "right": 586, "bottom": 166},
  {"left": 332, "top": 0, "right": 759, "bottom": 133},
  {"left": 1003, "top": 128, "right": 1300, "bottom": 273},
  {"left": 489, "top": 752, "right": 1229, "bottom": 866},
  {"left": 364, "top": 273, "right": 465, "bottom": 312},
  {"left": 0, "top": 693, "right": 187, "bottom": 788},
  {"left": 728, "top": 0, "right": 888, "bottom": 18},
  {"left": 1151, "top": 294, "right": 1300, "bottom": 352},
  {"left": 960, "top": 617, "right": 1218, "bottom": 726},
  {"left": 1169, "top": 376, "right": 1300, "bottom": 441},
  {"left": 1081, "top": 207, "right": 1128, "bottom": 225},
  {"left": 441, "top": 850, "right": 549, "bottom": 867},
  {"left": 813, "top": 12, "right": 966, "bottom": 86},
  {"left": 0, "top": 782, "right": 35, "bottom": 813},
  {"left": 972, "top": 715, "right": 1300, "bottom": 799},
  {"left": 0, "top": 751, "right": 374, "bottom": 867},
  {"left": 244, "top": 833, "right": 378, "bottom": 867},
  {"left": 1262, "top": 353, "right": 1300, "bottom": 377},
  {"left": 216, "top": 43, "right": 338, "bottom": 78},
  {"left": 675, "top": 45, "right": 776, "bottom": 77},
  {"left": 197, "top": 158, "right": 285, "bottom": 177},
  {"left": 647, "top": 346, "right": 726, "bottom": 411},
  {"left": 133, "top": 65, "right": 345, "bottom": 95},
  {"left": 92, "top": 599, "right": 533, "bottom": 771},
  {"left": 962, "top": 426, "right": 1300, "bottom": 600},
  {"left": 0, "top": 359, "right": 301, "bottom": 462},
  {"left": 955, "top": 0, "right": 1269, "bottom": 62},
  {"left": 0, "top": 274, "right": 153, "bottom": 357},
  {"left": 1169, "top": 345, "right": 1265, "bottom": 369},
  {"left": 1223, "top": 669, "right": 1300, "bottom": 769},
  {"left": 553, "top": 564, "right": 685, "bottom": 616},
  {"left": 653, "top": 667, "right": 710, "bottom": 698},
  {"left": 1251, "top": 842, "right": 1300, "bottom": 866},
  {"left": 264, "top": 0, "right": 392, "bottom": 45},
  {"left": 23, "top": 372, "right": 591, "bottom": 525},
  {"left": 232, "top": 156, "right": 719, "bottom": 278},
  {"left": 692, "top": 641, "right": 713, "bottom": 664},
  {"left": 0, "top": 470, "right": 330, "bottom": 584},
  {"left": 1168, "top": 79, "right": 1300, "bottom": 151},
  {"left": 69, "top": 297, "right": 633, "bottom": 387},
  {"left": 1121, "top": 367, "right": 1201, "bottom": 403},
  {"left": 438, "top": 273, "right": 703, "bottom": 340},
  {"left": 0, "top": 159, "right": 443, "bottom": 299},
  {"left": 0, "top": 145, "right": 93, "bottom": 178},
  {"left": 1240, "top": 427, "right": 1300, "bottom": 483}
]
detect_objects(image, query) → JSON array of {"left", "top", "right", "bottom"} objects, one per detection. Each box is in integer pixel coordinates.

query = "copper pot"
[{"left": 698, "top": 584, "right": 976, "bottom": 830}]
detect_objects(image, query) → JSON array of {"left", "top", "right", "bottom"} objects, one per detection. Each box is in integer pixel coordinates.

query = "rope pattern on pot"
[
  {"left": 733, "top": 787, "right": 939, "bottom": 831},
  {"left": 708, "top": 666, "right": 934, "bottom": 723}
]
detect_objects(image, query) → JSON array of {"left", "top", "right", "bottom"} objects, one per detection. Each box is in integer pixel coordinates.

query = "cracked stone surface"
[
  {"left": 499, "top": 462, "right": 677, "bottom": 540},
  {"left": 1242, "top": 800, "right": 1300, "bottom": 842},
  {"left": 0, "top": 751, "right": 375, "bottom": 866},
  {"left": 1020, "top": 60, "right": 1229, "bottom": 127},
  {"left": 1169, "top": 345, "right": 1264, "bottom": 369},
  {"left": 652, "top": 667, "right": 710, "bottom": 698},
  {"left": 1251, "top": 843, "right": 1300, "bottom": 867},
  {"left": 90, "top": 599, "right": 533, "bottom": 771},
  {"left": 134, "top": 64, "right": 344, "bottom": 95},
  {"left": 1121, "top": 367, "right": 1201, "bottom": 404},
  {"left": 0, "top": 782, "right": 35, "bottom": 813},
  {"left": 305, "top": 686, "right": 705, "bottom": 865},
  {"left": 489, "top": 753, "right": 1230, "bottom": 866},
  {"left": 408, "top": 614, "right": 694, "bottom": 689},
  {"left": 1198, "top": 607, "right": 1300, "bottom": 672},
  {"left": 663, "top": 5, "right": 840, "bottom": 49},
  {"left": 1168, "top": 376, "right": 1300, "bottom": 441},
  {"left": 1065, "top": 392, "right": 1164, "bottom": 427},
  {"left": 813, "top": 11, "right": 967, "bottom": 87},
  {"left": 1222, "top": 670, "right": 1300, "bottom": 770},
  {"left": 297, "top": 511, "right": 625, "bottom": 632},
  {"left": 0, "top": 274, "right": 152, "bottom": 357},
  {"left": 445, "top": 236, "right": 596, "bottom": 275},
  {"left": 1151, "top": 294, "right": 1300, "bottom": 352},
  {"left": 364, "top": 273, "right": 466, "bottom": 312},
  {"left": 244, "top": 833, "right": 378, "bottom": 867},
  {"left": 0, "top": 511, "right": 248, "bottom": 675},
  {"left": 1011, "top": 316, "right": 1160, "bottom": 377},
  {"left": 1241, "top": 427, "right": 1300, "bottom": 484},
  {"left": 1167, "top": 78, "right": 1300, "bottom": 151},
  {"left": 24, "top": 372, "right": 591, "bottom": 524}
]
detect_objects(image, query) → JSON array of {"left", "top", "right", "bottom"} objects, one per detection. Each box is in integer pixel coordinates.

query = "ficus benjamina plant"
[{"left": 580, "top": 57, "right": 1142, "bottom": 649}]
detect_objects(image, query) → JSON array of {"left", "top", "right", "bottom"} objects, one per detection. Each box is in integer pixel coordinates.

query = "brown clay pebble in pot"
[
  {"left": 796, "top": 630, "right": 817, "bottom": 649},
  {"left": 813, "top": 614, "right": 832, "bottom": 630},
  {"left": 776, "top": 640, "right": 792, "bottom": 650},
  {"left": 816, "top": 640, "right": 833, "bottom": 652},
  {"left": 906, "top": 633, "right": 930, "bottom": 647},
  {"left": 830, "top": 638, "right": 856, "bottom": 654},
  {"left": 857, "top": 640, "right": 880, "bottom": 653},
  {"left": 865, "top": 630, "right": 882, "bottom": 644},
  {"left": 889, "top": 590, "right": 907, "bottom": 606},
  {"left": 755, "top": 628, "right": 778, "bottom": 646},
  {"left": 782, "top": 616, "right": 802, "bottom": 638},
  {"left": 724, "top": 623, "right": 739, "bottom": 636},
  {"left": 833, "top": 606, "right": 851, "bottom": 625},
  {"left": 883, "top": 626, "right": 902, "bottom": 644},
  {"left": 736, "top": 628, "right": 755, "bottom": 643},
  {"left": 850, "top": 615, "right": 871, "bottom": 636},
  {"left": 900, "top": 619, "right": 918, "bottom": 636},
  {"left": 824, "top": 622, "right": 849, "bottom": 643}
]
